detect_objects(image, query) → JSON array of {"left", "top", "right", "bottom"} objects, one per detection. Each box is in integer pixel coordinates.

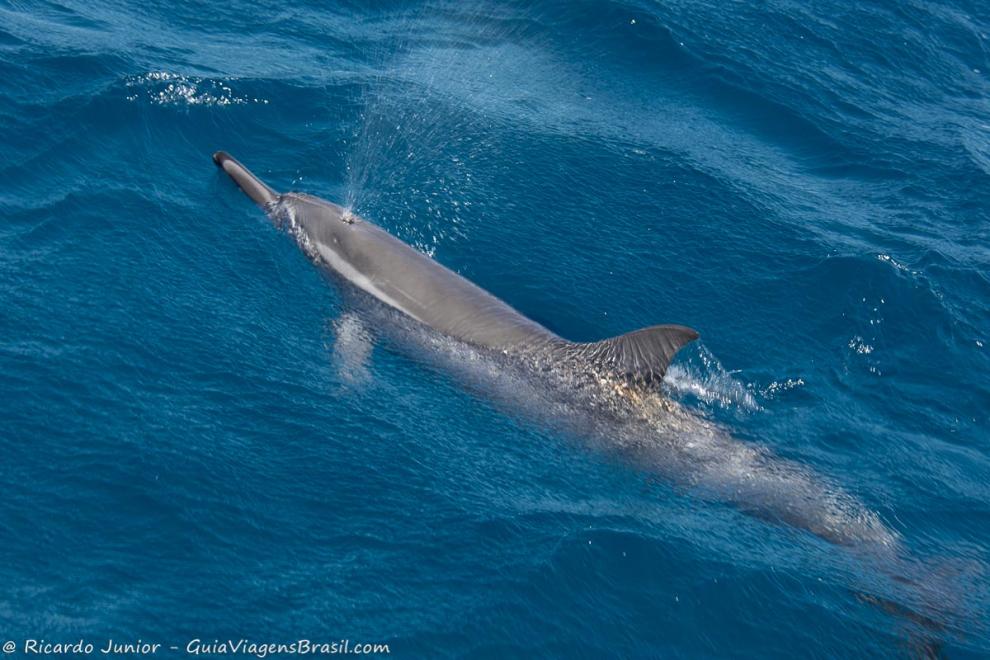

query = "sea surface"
[{"left": 1, "top": 0, "right": 989, "bottom": 657}]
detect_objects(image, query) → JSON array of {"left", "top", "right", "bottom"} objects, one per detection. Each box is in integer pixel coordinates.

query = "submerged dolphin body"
[{"left": 212, "top": 151, "right": 898, "bottom": 550}]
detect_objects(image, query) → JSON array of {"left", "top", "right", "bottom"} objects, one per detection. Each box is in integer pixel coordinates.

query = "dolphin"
[
  {"left": 212, "top": 151, "right": 901, "bottom": 548},
  {"left": 211, "top": 151, "right": 894, "bottom": 543}
]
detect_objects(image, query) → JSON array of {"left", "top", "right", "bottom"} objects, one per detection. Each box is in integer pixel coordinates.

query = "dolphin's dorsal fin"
[{"left": 572, "top": 324, "right": 699, "bottom": 384}]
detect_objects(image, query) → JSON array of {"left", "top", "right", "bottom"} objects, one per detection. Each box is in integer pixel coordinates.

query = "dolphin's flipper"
[
  {"left": 331, "top": 312, "right": 375, "bottom": 384},
  {"left": 569, "top": 324, "right": 699, "bottom": 384}
]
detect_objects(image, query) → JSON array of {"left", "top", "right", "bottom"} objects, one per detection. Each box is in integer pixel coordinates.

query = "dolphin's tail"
[{"left": 213, "top": 151, "right": 279, "bottom": 207}]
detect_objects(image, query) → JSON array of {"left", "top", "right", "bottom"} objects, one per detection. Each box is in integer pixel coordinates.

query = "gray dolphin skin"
[{"left": 213, "top": 151, "right": 699, "bottom": 383}]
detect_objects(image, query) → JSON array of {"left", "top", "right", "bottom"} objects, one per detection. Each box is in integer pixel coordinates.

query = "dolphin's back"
[
  {"left": 214, "top": 157, "right": 698, "bottom": 382},
  {"left": 317, "top": 214, "right": 699, "bottom": 384},
  {"left": 310, "top": 210, "right": 559, "bottom": 351}
]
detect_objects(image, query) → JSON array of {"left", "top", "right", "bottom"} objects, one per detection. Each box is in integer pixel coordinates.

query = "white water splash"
[
  {"left": 876, "top": 252, "right": 914, "bottom": 274},
  {"left": 664, "top": 346, "right": 760, "bottom": 412},
  {"left": 124, "top": 71, "right": 269, "bottom": 107},
  {"left": 848, "top": 336, "right": 874, "bottom": 355},
  {"left": 760, "top": 377, "right": 806, "bottom": 398}
]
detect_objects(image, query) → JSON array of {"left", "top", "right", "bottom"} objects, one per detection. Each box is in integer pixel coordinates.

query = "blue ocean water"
[{"left": 2, "top": 0, "right": 989, "bottom": 656}]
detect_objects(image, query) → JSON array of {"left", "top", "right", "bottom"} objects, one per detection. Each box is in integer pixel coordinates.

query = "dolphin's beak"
[{"left": 213, "top": 151, "right": 280, "bottom": 208}]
